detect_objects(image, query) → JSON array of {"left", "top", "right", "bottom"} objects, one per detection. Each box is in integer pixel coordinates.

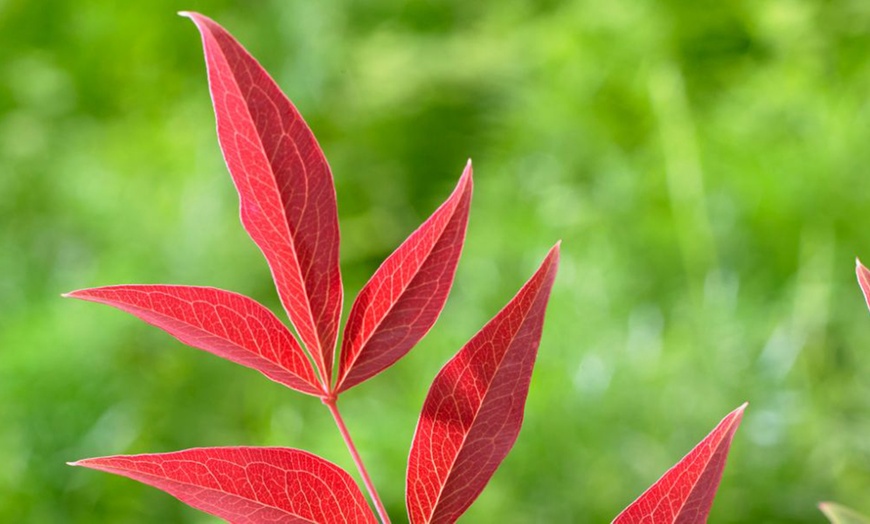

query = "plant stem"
[{"left": 324, "top": 397, "right": 391, "bottom": 524}]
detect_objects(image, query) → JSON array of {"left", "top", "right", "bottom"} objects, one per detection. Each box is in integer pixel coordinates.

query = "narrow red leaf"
[
  {"left": 336, "top": 162, "right": 473, "bottom": 393},
  {"left": 406, "top": 244, "right": 560, "bottom": 524},
  {"left": 612, "top": 403, "right": 747, "bottom": 524},
  {"left": 182, "top": 12, "right": 342, "bottom": 382},
  {"left": 857, "top": 259, "right": 870, "bottom": 312},
  {"left": 65, "top": 285, "right": 322, "bottom": 396},
  {"left": 71, "top": 447, "right": 376, "bottom": 524}
]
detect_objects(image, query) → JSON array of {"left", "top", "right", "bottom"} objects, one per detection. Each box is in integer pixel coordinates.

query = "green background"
[{"left": 2, "top": 0, "right": 870, "bottom": 522}]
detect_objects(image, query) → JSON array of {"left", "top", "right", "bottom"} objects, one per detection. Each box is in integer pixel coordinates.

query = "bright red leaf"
[
  {"left": 71, "top": 447, "right": 376, "bottom": 524},
  {"left": 183, "top": 12, "right": 343, "bottom": 383},
  {"left": 857, "top": 259, "right": 870, "bottom": 312},
  {"left": 336, "top": 162, "right": 473, "bottom": 393},
  {"left": 64, "top": 285, "right": 322, "bottom": 396},
  {"left": 406, "top": 244, "right": 560, "bottom": 524},
  {"left": 612, "top": 403, "right": 747, "bottom": 524}
]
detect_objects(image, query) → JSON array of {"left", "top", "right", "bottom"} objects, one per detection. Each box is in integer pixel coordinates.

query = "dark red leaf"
[
  {"left": 406, "top": 244, "right": 560, "bottom": 524},
  {"left": 64, "top": 285, "right": 322, "bottom": 396},
  {"left": 336, "top": 162, "right": 473, "bottom": 393},
  {"left": 857, "top": 259, "right": 870, "bottom": 312},
  {"left": 182, "top": 12, "right": 342, "bottom": 383},
  {"left": 612, "top": 403, "right": 747, "bottom": 524},
  {"left": 71, "top": 447, "right": 376, "bottom": 524}
]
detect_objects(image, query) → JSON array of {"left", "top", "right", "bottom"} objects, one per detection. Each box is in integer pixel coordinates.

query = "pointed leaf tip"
[
  {"left": 406, "top": 245, "right": 559, "bottom": 523},
  {"left": 857, "top": 258, "right": 870, "bottom": 312},
  {"left": 74, "top": 447, "right": 376, "bottom": 523},
  {"left": 613, "top": 403, "right": 746, "bottom": 524},
  {"left": 186, "top": 11, "right": 343, "bottom": 383},
  {"left": 337, "top": 162, "right": 473, "bottom": 392}
]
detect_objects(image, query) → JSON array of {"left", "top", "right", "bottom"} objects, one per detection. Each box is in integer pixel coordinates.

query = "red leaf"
[
  {"left": 65, "top": 285, "right": 322, "bottom": 396},
  {"left": 406, "top": 244, "right": 560, "bottom": 524},
  {"left": 71, "top": 447, "right": 376, "bottom": 524},
  {"left": 857, "top": 259, "right": 870, "bottom": 312},
  {"left": 182, "top": 12, "right": 342, "bottom": 382},
  {"left": 336, "top": 162, "right": 473, "bottom": 393},
  {"left": 612, "top": 403, "right": 747, "bottom": 524}
]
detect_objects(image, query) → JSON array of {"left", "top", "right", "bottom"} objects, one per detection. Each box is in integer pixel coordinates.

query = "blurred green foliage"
[{"left": 2, "top": 0, "right": 870, "bottom": 522}]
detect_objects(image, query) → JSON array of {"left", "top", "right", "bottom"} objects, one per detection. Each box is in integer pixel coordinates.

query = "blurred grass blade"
[{"left": 820, "top": 502, "right": 870, "bottom": 524}]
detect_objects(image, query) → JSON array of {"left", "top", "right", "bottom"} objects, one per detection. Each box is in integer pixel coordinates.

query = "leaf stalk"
[{"left": 324, "top": 397, "right": 392, "bottom": 524}]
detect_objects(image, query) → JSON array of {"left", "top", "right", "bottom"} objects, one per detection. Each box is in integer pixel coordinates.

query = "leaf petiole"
[{"left": 324, "top": 397, "right": 392, "bottom": 524}]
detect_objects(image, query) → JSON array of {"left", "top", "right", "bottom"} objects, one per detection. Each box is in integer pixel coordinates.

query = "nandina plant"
[{"left": 66, "top": 13, "right": 747, "bottom": 523}]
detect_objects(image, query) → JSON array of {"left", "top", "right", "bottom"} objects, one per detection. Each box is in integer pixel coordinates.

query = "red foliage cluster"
[{"left": 67, "top": 13, "right": 750, "bottom": 523}]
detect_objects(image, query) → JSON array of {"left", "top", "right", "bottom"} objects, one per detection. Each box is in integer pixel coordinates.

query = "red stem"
[{"left": 324, "top": 397, "right": 391, "bottom": 524}]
